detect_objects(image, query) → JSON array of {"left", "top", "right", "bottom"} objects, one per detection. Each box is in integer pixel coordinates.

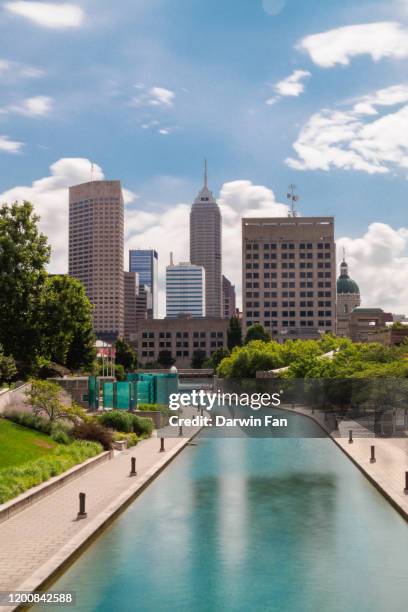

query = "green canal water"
[{"left": 35, "top": 412, "right": 407, "bottom": 612}]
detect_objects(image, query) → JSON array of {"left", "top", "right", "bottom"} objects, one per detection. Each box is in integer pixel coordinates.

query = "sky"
[{"left": 1, "top": 0, "right": 408, "bottom": 316}]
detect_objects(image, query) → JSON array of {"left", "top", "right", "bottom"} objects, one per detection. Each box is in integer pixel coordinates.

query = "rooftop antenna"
[
  {"left": 286, "top": 184, "right": 299, "bottom": 217},
  {"left": 204, "top": 158, "right": 208, "bottom": 188},
  {"left": 170, "top": 251, "right": 174, "bottom": 266},
  {"left": 90, "top": 161, "right": 94, "bottom": 182},
  {"left": 342, "top": 246, "right": 346, "bottom": 262}
]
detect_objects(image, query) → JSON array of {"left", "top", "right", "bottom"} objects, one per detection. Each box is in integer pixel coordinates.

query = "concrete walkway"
[
  {"left": 284, "top": 404, "right": 408, "bottom": 519},
  {"left": 0, "top": 414, "right": 201, "bottom": 608}
]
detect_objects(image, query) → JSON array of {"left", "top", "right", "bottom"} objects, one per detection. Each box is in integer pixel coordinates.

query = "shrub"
[
  {"left": 50, "top": 429, "right": 70, "bottom": 445},
  {"left": 0, "top": 440, "right": 101, "bottom": 503},
  {"left": 72, "top": 421, "right": 113, "bottom": 450},
  {"left": 112, "top": 431, "right": 139, "bottom": 447},
  {"left": 137, "top": 403, "right": 171, "bottom": 417},
  {"left": 5, "top": 410, "right": 72, "bottom": 440},
  {"left": 98, "top": 410, "right": 133, "bottom": 433},
  {"left": 131, "top": 414, "right": 153, "bottom": 437}
]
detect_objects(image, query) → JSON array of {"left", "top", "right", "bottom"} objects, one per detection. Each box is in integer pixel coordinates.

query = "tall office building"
[
  {"left": 69, "top": 180, "right": 124, "bottom": 341},
  {"left": 190, "top": 163, "right": 222, "bottom": 318},
  {"left": 129, "top": 249, "right": 158, "bottom": 318},
  {"left": 242, "top": 216, "right": 336, "bottom": 339},
  {"left": 166, "top": 256, "right": 205, "bottom": 318},
  {"left": 222, "top": 275, "right": 236, "bottom": 319}
]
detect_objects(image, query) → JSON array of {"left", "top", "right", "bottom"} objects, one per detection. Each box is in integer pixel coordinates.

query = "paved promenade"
[
  {"left": 0, "top": 413, "right": 201, "bottom": 609},
  {"left": 284, "top": 405, "right": 408, "bottom": 519}
]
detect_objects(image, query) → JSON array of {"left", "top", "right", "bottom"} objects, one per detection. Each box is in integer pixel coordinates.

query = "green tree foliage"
[
  {"left": 25, "top": 379, "right": 87, "bottom": 423},
  {"left": 227, "top": 316, "right": 242, "bottom": 350},
  {"left": 40, "top": 275, "right": 96, "bottom": 372},
  {"left": 115, "top": 338, "right": 137, "bottom": 371},
  {"left": 205, "top": 347, "right": 230, "bottom": 369},
  {"left": 191, "top": 349, "right": 207, "bottom": 369},
  {"left": 0, "top": 201, "right": 50, "bottom": 372},
  {"left": 244, "top": 323, "right": 271, "bottom": 344},
  {"left": 0, "top": 344, "right": 17, "bottom": 384}
]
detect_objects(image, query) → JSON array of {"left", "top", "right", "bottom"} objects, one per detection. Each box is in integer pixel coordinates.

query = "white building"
[{"left": 166, "top": 255, "right": 205, "bottom": 318}]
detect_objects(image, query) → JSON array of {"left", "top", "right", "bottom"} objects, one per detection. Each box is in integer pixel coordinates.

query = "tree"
[
  {"left": 158, "top": 350, "right": 175, "bottom": 368},
  {"left": 0, "top": 201, "right": 50, "bottom": 372},
  {"left": 25, "top": 379, "right": 86, "bottom": 422},
  {"left": 227, "top": 316, "right": 242, "bottom": 350},
  {"left": 191, "top": 349, "right": 207, "bottom": 369},
  {"left": 205, "top": 347, "right": 230, "bottom": 369},
  {"left": 40, "top": 275, "right": 96, "bottom": 371},
  {"left": 0, "top": 344, "right": 17, "bottom": 384},
  {"left": 115, "top": 338, "right": 137, "bottom": 371},
  {"left": 244, "top": 323, "right": 271, "bottom": 344}
]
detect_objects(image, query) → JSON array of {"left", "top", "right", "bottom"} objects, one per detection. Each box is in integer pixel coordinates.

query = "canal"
[{"left": 35, "top": 412, "right": 407, "bottom": 612}]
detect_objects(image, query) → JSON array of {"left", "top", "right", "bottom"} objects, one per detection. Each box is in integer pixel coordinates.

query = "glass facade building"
[{"left": 129, "top": 249, "right": 158, "bottom": 318}]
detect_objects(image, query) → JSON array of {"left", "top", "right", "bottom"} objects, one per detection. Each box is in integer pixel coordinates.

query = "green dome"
[{"left": 337, "top": 274, "right": 360, "bottom": 294}]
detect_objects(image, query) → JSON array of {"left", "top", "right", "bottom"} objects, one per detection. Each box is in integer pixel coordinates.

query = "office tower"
[
  {"left": 242, "top": 216, "right": 336, "bottom": 339},
  {"left": 166, "top": 255, "right": 205, "bottom": 318},
  {"left": 336, "top": 255, "right": 361, "bottom": 337},
  {"left": 222, "top": 275, "right": 236, "bottom": 319},
  {"left": 124, "top": 271, "right": 139, "bottom": 343},
  {"left": 69, "top": 180, "right": 124, "bottom": 341},
  {"left": 190, "top": 162, "right": 222, "bottom": 318},
  {"left": 129, "top": 249, "right": 158, "bottom": 318}
]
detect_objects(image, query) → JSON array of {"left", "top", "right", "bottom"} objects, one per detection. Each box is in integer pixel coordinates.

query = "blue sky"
[{"left": 2, "top": 0, "right": 408, "bottom": 313}]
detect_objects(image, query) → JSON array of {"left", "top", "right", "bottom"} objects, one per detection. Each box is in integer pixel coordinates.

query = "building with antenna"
[
  {"left": 190, "top": 161, "right": 222, "bottom": 318},
  {"left": 242, "top": 213, "right": 336, "bottom": 340},
  {"left": 166, "top": 255, "right": 205, "bottom": 318}
]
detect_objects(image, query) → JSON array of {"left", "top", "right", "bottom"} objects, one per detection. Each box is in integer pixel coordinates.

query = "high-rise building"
[
  {"left": 222, "top": 275, "right": 236, "bottom": 319},
  {"left": 69, "top": 180, "right": 124, "bottom": 341},
  {"left": 136, "top": 284, "right": 152, "bottom": 321},
  {"left": 336, "top": 255, "right": 361, "bottom": 337},
  {"left": 129, "top": 249, "right": 158, "bottom": 318},
  {"left": 190, "top": 162, "right": 222, "bottom": 318},
  {"left": 242, "top": 216, "right": 336, "bottom": 339},
  {"left": 166, "top": 256, "right": 205, "bottom": 319},
  {"left": 124, "top": 271, "right": 139, "bottom": 343}
]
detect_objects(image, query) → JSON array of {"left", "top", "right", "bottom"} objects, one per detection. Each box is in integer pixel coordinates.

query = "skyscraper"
[
  {"left": 124, "top": 271, "right": 139, "bottom": 343},
  {"left": 129, "top": 249, "right": 158, "bottom": 318},
  {"left": 166, "top": 256, "right": 205, "bottom": 318},
  {"left": 190, "top": 162, "right": 222, "bottom": 318},
  {"left": 69, "top": 180, "right": 124, "bottom": 341},
  {"left": 242, "top": 216, "right": 336, "bottom": 339},
  {"left": 222, "top": 275, "right": 236, "bottom": 319}
]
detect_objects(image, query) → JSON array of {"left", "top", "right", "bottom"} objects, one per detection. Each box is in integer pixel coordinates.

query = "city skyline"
[{"left": 1, "top": 0, "right": 408, "bottom": 315}]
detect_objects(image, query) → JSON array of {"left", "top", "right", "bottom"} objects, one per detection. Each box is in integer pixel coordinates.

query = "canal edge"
[{"left": 277, "top": 405, "right": 408, "bottom": 523}]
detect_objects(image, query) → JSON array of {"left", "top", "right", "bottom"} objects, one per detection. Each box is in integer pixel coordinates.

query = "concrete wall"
[{"left": 0, "top": 383, "right": 31, "bottom": 415}]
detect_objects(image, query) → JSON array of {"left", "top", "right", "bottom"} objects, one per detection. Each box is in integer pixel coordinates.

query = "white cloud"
[
  {"left": 132, "top": 85, "right": 175, "bottom": 109},
  {"left": 0, "top": 58, "right": 44, "bottom": 79},
  {"left": 5, "top": 2, "right": 84, "bottom": 29},
  {"left": 4, "top": 96, "right": 53, "bottom": 117},
  {"left": 337, "top": 223, "right": 408, "bottom": 313},
  {"left": 274, "top": 69, "right": 311, "bottom": 97},
  {"left": 287, "top": 84, "right": 408, "bottom": 174},
  {"left": 298, "top": 22, "right": 408, "bottom": 68},
  {"left": 0, "top": 135, "right": 23, "bottom": 153}
]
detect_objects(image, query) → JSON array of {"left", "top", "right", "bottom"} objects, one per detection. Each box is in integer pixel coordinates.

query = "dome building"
[{"left": 336, "top": 256, "right": 361, "bottom": 336}]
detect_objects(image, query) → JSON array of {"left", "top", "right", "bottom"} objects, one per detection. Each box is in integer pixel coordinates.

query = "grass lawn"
[{"left": 0, "top": 419, "right": 57, "bottom": 469}]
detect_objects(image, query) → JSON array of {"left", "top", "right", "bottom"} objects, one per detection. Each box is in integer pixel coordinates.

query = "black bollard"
[
  {"left": 334, "top": 418, "right": 339, "bottom": 431},
  {"left": 348, "top": 430, "right": 353, "bottom": 444},
  {"left": 370, "top": 445, "right": 376, "bottom": 463},
  {"left": 130, "top": 457, "right": 137, "bottom": 476},
  {"left": 200, "top": 408, "right": 203, "bottom": 416},
  {"left": 160, "top": 437, "right": 165, "bottom": 452},
  {"left": 404, "top": 471, "right": 408, "bottom": 494},
  {"left": 77, "top": 492, "right": 87, "bottom": 519},
  {"left": 179, "top": 425, "right": 183, "bottom": 437}
]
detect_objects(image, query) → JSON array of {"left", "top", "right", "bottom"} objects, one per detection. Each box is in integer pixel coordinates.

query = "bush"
[
  {"left": 50, "top": 429, "right": 70, "bottom": 445},
  {"left": 112, "top": 431, "right": 139, "bottom": 447},
  {"left": 131, "top": 415, "right": 153, "bottom": 437},
  {"left": 98, "top": 410, "right": 133, "bottom": 433},
  {"left": 137, "top": 403, "right": 171, "bottom": 417},
  {"left": 72, "top": 421, "right": 113, "bottom": 450},
  {"left": 0, "top": 440, "right": 101, "bottom": 503},
  {"left": 5, "top": 410, "right": 72, "bottom": 440}
]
